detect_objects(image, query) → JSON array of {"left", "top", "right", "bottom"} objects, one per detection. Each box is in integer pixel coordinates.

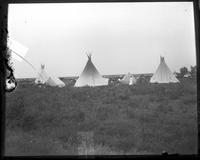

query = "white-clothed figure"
[
  {"left": 120, "top": 73, "right": 136, "bottom": 85},
  {"left": 129, "top": 76, "right": 133, "bottom": 85}
]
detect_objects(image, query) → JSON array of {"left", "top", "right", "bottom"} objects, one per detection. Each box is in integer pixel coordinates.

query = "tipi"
[
  {"left": 119, "top": 72, "right": 136, "bottom": 85},
  {"left": 184, "top": 72, "right": 191, "bottom": 78},
  {"left": 74, "top": 54, "right": 108, "bottom": 87},
  {"left": 150, "top": 56, "right": 179, "bottom": 83},
  {"left": 35, "top": 64, "right": 65, "bottom": 87}
]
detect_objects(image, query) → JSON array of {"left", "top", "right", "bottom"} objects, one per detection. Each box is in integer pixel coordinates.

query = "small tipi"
[
  {"left": 184, "top": 72, "right": 191, "bottom": 78},
  {"left": 74, "top": 54, "right": 108, "bottom": 87},
  {"left": 119, "top": 72, "right": 136, "bottom": 85},
  {"left": 35, "top": 64, "right": 65, "bottom": 87},
  {"left": 35, "top": 64, "right": 49, "bottom": 84},
  {"left": 150, "top": 56, "right": 179, "bottom": 83}
]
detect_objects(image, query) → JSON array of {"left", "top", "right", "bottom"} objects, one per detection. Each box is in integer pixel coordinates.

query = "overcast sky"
[{"left": 8, "top": 2, "right": 196, "bottom": 78}]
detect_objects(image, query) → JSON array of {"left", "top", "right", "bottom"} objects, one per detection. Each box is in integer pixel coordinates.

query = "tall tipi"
[
  {"left": 119, "top": 72, "right": 136, "bottom": 85},
  {"left": 150, "top": 56, "right": 179, "bottom": 83},
  {"left": 35, "top": 64, "right": 49, "bottom": 84},
  {"left": 74, "top": 54, "right": 108, "bottom": 87},
  {"left": 35, "top": 64, "right": 65, "bottom": 87}
]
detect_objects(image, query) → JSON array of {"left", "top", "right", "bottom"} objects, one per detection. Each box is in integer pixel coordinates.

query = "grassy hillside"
[{"left": 5, "top": 78, "right": 197, "bottom": 155}]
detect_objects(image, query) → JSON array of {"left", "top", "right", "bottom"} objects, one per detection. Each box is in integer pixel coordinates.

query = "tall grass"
[{"left": 5, "top": 78, "right": 197, "bottom": 155}]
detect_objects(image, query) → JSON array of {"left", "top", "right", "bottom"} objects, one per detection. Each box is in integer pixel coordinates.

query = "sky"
[{"left": 8, "top": 2, "right": 196, "bottom": 78}]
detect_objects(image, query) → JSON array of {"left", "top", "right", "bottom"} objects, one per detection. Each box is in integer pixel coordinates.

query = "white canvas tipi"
[
  {"left": 119, "top": 72, "right": 136, "bottom": 85},
  {"left": 150, "top": 56, "right": 179, "bottom": 83},
  {"left": 74, "top": 54, "right": 108, "bottom": 87},
  {"left": 35, "top": 64, "right": 65, "bottom": 87},
  {"left": 35, "top": 64, "right": 49, "bottom": 84}
]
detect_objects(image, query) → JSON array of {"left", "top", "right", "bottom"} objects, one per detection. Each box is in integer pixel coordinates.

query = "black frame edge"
[{"left": 0, "top": 0, "right": 199, "bottom": 158}]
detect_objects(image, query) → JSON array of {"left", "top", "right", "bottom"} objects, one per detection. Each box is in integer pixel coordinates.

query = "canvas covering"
[
  {"left": 35, "top": 64, "right": 65, "bottom": 87},
  {"left": 150, "top": 57, "right": 179, "bottom": 83},
  {"left": 75, "top": 55, "right": 108, "bottom": 87},
  {"left": 46, "top": 76, "right": 66, "bottom": 87}
]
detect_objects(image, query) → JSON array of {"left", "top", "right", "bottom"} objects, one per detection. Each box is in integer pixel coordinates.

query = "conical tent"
[
  {"left": 74, "top": 54, "right": 108, "bottom": 87},
  {"left": 120, "top": 72, "right": 136, "bottom": 85},
  {"left": 46, "top": 76, "right": 66, "bottom": 87},
  {"left": 35, "top": 64, "right": 65, "bottom": 87},
  {"left": 150, "top": 56, "right": 179, "bottom": 83},
  {"left": 35, "top": 64, "right": 49, "bottom": 84}
]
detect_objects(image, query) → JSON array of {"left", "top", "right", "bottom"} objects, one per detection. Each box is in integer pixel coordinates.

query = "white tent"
[
  {"left": 184, "top": 72, "right": 191, "bottom": 78},
  {"left": 46, "top": 76, "right": 66, "bottom": 87},
  {"left": 74, "top": 54, "right": 108, "bottom": 87},
  {"left": 119, "top": 72, "right": 136, "bottom": 85},
  {"left": 150, "top": 56, "right": 179, "bottom": 83},
  {"left": 35, "top": 64, "right": 49, "bottom": 84},
  {"left": 35, "top": 64, "right": 65, "bottom": 87}
]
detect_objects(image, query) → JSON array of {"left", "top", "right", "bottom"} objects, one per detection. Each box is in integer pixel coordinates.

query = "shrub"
[
  {"left": 96, "top": 105, "right": 119, "bottom": 121},
  {"left": 5, "top": 130, "right": 70, "bottom": 156},
  {"left": 5, "top": 78, "right": 197, "bottom": 154},
  {"left": 64, "top": 110, "right": 85, "bottom": 123},
  {"left": 183, "top": 95, "right": 197, "bottom": 105},
  {"left": 72, "top": 91, "right": 88, "bottom": 102},
  {"left": 6, "top": 96, "right": 26, "bottom": 129},
  {"left": 6, "top": 96, "right": 25, "bottom": 121},
  {"left": 128, "top": 95, "right": 149, "bottom": 109},
  {"left": 127, "top": 108, "right": 135, "bottom": 119},
  {"left": 21, "top": 115, "right": 37, "bottom": 131},
  {"left": 119, "top": 94, "right": 130, "bottom": 100}
]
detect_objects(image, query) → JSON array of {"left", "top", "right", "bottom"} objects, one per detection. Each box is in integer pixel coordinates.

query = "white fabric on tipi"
[
  {"left": 35, "top": 64, "right": 49, "bottom": 84},
  {"left": 46, "top": 76, "right": 66, "bottom": 87},
  {"left": 150, "top": 57, "right": 179, "bottom": 83},
  {"left": 74, "top": 54, "right": 108, "bottom": 87},
  {"left": 120, "top": 72, "right": 136, "bottom": 85},
  {"left": 35, "top": 64, "right": 65, "bottom": 87},
  {"left": 7, "top": 37, "right": 29, "bottom": 62}
]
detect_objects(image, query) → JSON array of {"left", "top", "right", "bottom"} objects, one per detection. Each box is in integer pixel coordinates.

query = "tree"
[
  {"left": 179, "top": 67, "right": 188, "bottom": 78},
  {"left": 190, "top": 65, "right": 196, "bottom": 78}
]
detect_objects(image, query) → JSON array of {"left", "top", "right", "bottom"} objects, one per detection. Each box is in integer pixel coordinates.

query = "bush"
[
  {"left": 5, "top": 131, "right": 69, "bottom": 156},
  {"left": 6, "top": 96, "right": 25, "bottom": 120},
  {"left": 183, "top": 95, "right": 197, "bottom": 105},
  {"left": 72, "top": 91, "right": 88, "bottom": 102},
  {"left": 5, "top": 78, "right": 197, "bottom": 154},
  {"left": 21, "top": 115, "right": 37, "bottom": 131},
  {"left": 63, "top": 110, "right": 85, "bottom": 123},
  {"left": 6, "top": 96, "right": 26, "bottom": 129}
]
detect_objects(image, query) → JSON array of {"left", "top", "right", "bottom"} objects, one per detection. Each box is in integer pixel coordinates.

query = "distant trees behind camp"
[
  {"left": 190, "top": 66, "right": 197, "bottom": 78},
  {"left": 175, "top": 65, "right": 196, "bottom": 78}
]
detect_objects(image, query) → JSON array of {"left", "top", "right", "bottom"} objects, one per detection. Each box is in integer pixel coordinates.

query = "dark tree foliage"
[
  {"left": 190, "top": 65, "right": 196, "bottom": 78},
  {"left": 179, "top": 67, "right": 188, "bottom": 78}
]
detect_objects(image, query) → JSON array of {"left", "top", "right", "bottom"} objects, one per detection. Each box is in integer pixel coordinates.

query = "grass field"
[{"left": 5, "top": 77, "right": 197, "bottom": 155}]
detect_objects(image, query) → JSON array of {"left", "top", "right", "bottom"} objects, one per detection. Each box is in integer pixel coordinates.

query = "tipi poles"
[
  {"left": 11, "top": 50, "right": 44, "bottom": 78},
  {"left": 11, "top": 50, "right": 37, "bottom": 72}
]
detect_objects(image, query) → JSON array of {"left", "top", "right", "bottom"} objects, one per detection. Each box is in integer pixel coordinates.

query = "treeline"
[{"left": 175, "top": 65, "right": 196, "bottom": 78}]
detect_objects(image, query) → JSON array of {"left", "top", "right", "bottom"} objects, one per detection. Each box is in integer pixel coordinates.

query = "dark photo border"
[{"left": 0, "top": 0, "right": 199, "bottom": 159}]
